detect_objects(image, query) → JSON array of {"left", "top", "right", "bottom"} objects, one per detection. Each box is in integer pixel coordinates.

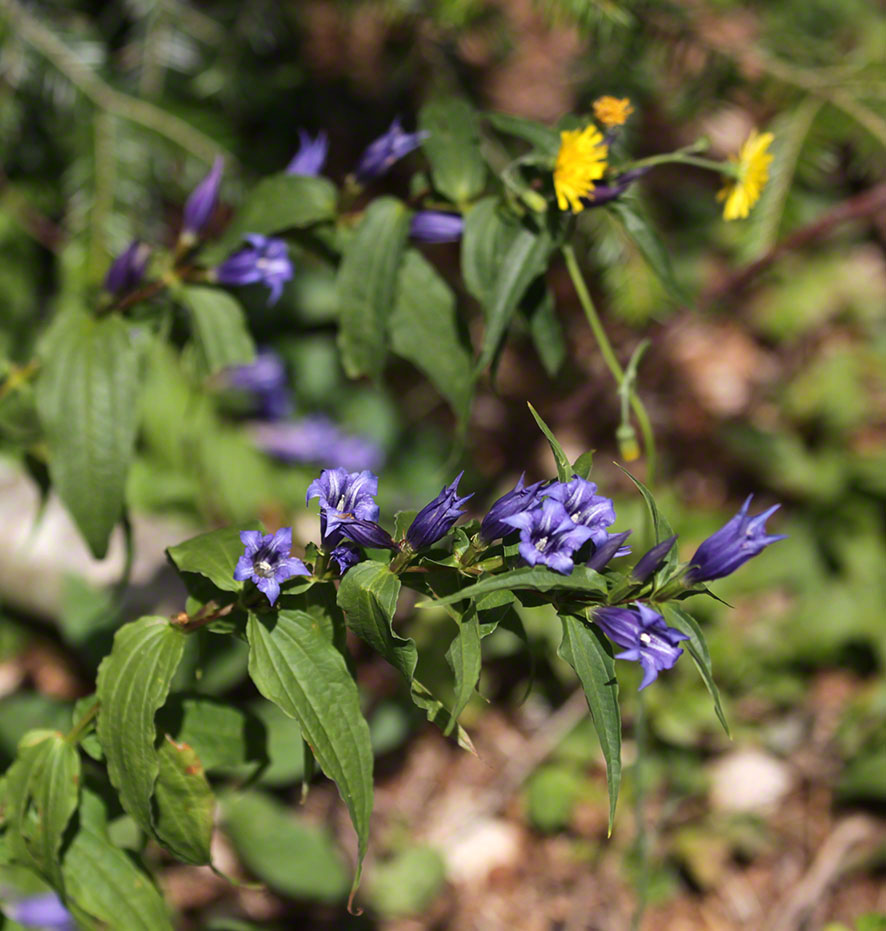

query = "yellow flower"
[
  {"left": 553, "top": 126, "right": 608, "bottom": 214},
  {"left": 717, "top": 129, "right": 774, "bottom": 221},
  {"left": 593, "top": 96, "right": 634, "bottom": 127}
]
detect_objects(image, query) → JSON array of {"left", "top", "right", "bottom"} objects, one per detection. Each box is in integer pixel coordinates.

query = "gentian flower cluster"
[
  {"left": 306, "top": 468, "right": 395, "bottom": 551},
  {"left": 214, "top": 234, "right": 294, "bottom": 305}
]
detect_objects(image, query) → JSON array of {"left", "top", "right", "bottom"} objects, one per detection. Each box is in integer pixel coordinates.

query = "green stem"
[
  {"left": 65, "top": 701, "right": 99, "bottom": 745},
  {"left": 561, "top": 243, "right": 657, "bottom": 485},
  {"left": 631, "top": 690, "right": 649, "bottom": 931},
  {"left": 624, "top": 152, "right": 733, "bottom": 174}
]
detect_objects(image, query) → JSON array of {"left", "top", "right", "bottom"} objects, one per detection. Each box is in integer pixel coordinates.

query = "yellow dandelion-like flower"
[
  {"left": 593, "top": 96, "right": 634, "bottom": 128},
  {"left": 553, "top": 126, "right": 609, "bottom": 214},
  {"left": 717, "top": 129, "right": 774, "bottom": 221}
]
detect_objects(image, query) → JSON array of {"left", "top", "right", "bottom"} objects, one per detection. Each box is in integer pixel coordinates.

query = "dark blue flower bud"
[
  {"left": 594, "top": 603, "right": 688, "bottom": 690},
  {"left": 479, "top": 473, "right": 546, "bottom": 543},
  {"left": 215, "top": 234, "right": 294, "bottom": 305},
  {"left": 326, "top": 515, "right": 397, "bottom": 550},
  {"left": 182, "top": 156, "right": 223, "bottom": 238},
  {"left": 286, "top": 129, "right": 329, "bottom": 176},
  {"left": 104, "top": 240, "right": 151, "bottom": 295},
  {"left": 406, "top": 471, "right": 473, "bottom": 550},
  {"left": 632, "top": 534, "right": 678, "bottom": 582},
  {"left": 505, "top": 499, "right": 595, "bottom": 575},
  {"left": 410, "top": 210, "right": 464, "bottom": 243},
  {"left": 587, "top": 529, "right": 633, "bottom": 571},
  {"left": 331, "top": 542, "right": 362, "bottom": 576},
  {"left": 355, "top": 117, "right": 429, "bottom": 182},
  {"left": 686, "top": 496, "right": 786, "bottom": 583},
  {"left": 580, "top": 167, "right": 650, "bottom": 209}
]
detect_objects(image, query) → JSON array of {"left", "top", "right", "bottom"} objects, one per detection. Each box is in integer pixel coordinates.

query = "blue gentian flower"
[
  {"left": 250, "top": 416, "right": 383, "bottom": 471},
  {"left": 182, "top": 156, "right": 223, "bottom": 238},
  {"left": 406, "top": 472, "right": 473, "bottom": 550},
  {"left": 233, "top": 528, "right": 309, "bottom": 605},
  {"left": 330, "top": 542, "right": 362, "bottom": 576},
  {"left": 594, "top": 603, "right": 689, "bottom": 690},
  {"left": 410, "top": 211, "right": 464, "bottom": 243},
  {"left": 355, "top": 117, "right": 429, "bottom": 182},
  {"left": 505, "top": 499, "right": 595, "bottom": 575},
  {"left": 215, "top": 234, "right": 294, "bottom": 305},
  {"left": 632, "top": 534, "right": 678, "bottom": 582},
  {"left": 104, "top": 240, "right": 151, "bottom": 295},
  {"left": 479, "top": 473, "right": 546, "bottom": 543},
  {"left": 286, "top": 129, "right": 329, "bottom": 176},
  {"left": 587, "top": 529, "right": 633, "bottom": 571},
  {"left": 306, "top": 468, "right": 391, "bottom": 548},
  {"left": 7, "top": 893, "right": 75, "bottom": 930},
  {"left": 686, "top": 496, "right": 786, "bottom": 583},
  {"left": 227, "top": 349, "right": 292, "bottom": 420},
  {"left": 546, "top": 477, "right": 617, "bottom": 547}
]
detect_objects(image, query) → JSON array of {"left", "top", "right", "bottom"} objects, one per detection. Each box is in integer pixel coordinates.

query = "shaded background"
[{"left": 1, "top": 0, "right": 886, "bottom": 928}]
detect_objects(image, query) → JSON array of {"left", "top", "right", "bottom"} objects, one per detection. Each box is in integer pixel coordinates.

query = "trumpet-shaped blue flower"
[
  {"left": 546, "top": 476, "right": 617, "bottom": 547},
  {"left": 594, "top": 603, "right": 688, "bottom": 690},
  {"left": 306, "top": 468, "right": 390, "bottom": 548},
  {"left": 104, "top": 240, "right": 151, "bottom": 295},
  {"left": 286, "top": 129, "right": 329, "bottom": 176},
  {"left": 686, "top": 495, "right": 786, "bottom": 583},
  {"left": 505, "top": 499, "right": 595, "bottom": 575},
  {"left": 406, "top": 472, "right": 473, "bottom": 549},
  {"left": 479, "top": 473, "right": 546, "bottom": 543},
  {"left": 215, "top": 234, "right": 294, "bottom": 305},
  {"left": 410, "top": 211, "right": 464, "bottom": 243},
  {"left": 182, "top": 156, "right": 223, "bottom": 238},
  {"left": 355, "top": 117, "right": 429, "bottom": 182},
  {"left": 233, "top": 528, "right": 309, "bottom": 605}
]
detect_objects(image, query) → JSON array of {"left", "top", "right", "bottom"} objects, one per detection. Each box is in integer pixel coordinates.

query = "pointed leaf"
[
  {"left": 445, "top": 605, "right": 482, "bottom": 727},
  {"left": 572, "top": 450, "right": 594, "bottom": 479},
  {"left": 167, "top": 523, "right": 263, "bottom": 594},
  {"left": 179, "top": 286, "right": 255, "bottom": 377},
  {"left": 557, "top": 614, "right": 621, "bottom": 832},
  {"left": 485, "top": 112, "right": 560, "bottom": 157},
  {"left": 476, "top": 225, "right": 553, "bottom": 371},
  {"left": 419, "top": 97, "right": 487, "bottom": 204},
  {"left": 419, "top": 564, "right": 606, "bottom": 608},
  {"left": 525, "top": 283, "right": 566, "bottom": 377},
  {"left": 153, "top": 737, "right": 214, "bottom": 865},
  {"left": 95, "top": 616, "right": 186, "bottom": 836},
  {"left": 527, "top": 401, "right": 572, "bottom": 480},
  {"left": 461, "top": 197, "right": 521, "bottom": 306},
  {"left": 35, "top": 312, "right": 141, "bottom": 558},
  {"left": 5, "top": 731, "right": 80, "bottom": 889},
  {"left": 661, "top": 604, "right": 730, "bottom": 737},
  {"left": 246, "top": 609, "right": 373, "bottom": 898},
  {"left": 390, "top": 250, "right": 474, "bottom": 422},
  {"left": 615, "top": 463, "right": 678, "bottom": 576},
  {"left": 337, "top": 197, "right": 410, "bottom": 380}
]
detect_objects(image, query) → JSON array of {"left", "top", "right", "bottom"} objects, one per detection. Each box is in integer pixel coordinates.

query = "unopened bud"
[{"left": 617, "top": 424, "right": 640, "bottom": 461}]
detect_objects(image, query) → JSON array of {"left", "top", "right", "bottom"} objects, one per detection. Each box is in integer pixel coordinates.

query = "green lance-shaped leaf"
[
  {"left": 5, "top": 730, "right": 80, "bottom": 889},
  {"left": 35, "top": 311, "right": 141, "bottom": 558},
  {"left": 445, "top": 605, "right": 482, "bottom": 728},
  {"left": 419, "top": 97, "right": 487, "bottom": 204},
  {"left": 207, "top": 173, "right": 338, "bottom": 261},
  {"left": 476, "top": 224, "right": 553, "bottom": 372},
  {"left": 615, "top": 464, "right": 679, "bottom": 576},
  {"left": 337, "top": 197, "right": 410, "bottom": 380},
  {"left": 62, "top": 788, "right": 173, "bottom": 931},
  {"left": 152, "top": 736, "right": 215, "bottom": 865},
  {"left": 167, "top": 522, "right": 262, "bottom": 594},
  {"left": 220, "top": 790, "right": 349, "bottom": 903},
  {"left": 527, "top": 401, "right": 572, "bottom": 481},
  {"left": 557, "top": 614, "right": 621, "bottom": 833},
  {"left": 606, "top": 199, "right": 686, "bottom": 304},
  {"left": 525, "top": 283, "right": 566, "bottom": 377},
  {"left": 337, "top": 561, "right": 415, "bottom": 679},
  {"left": 179, "top": 285, "right": 256, "bottom": 377},
  {"left": 338, "top": 562, "right": 475, "bottom": 751},
  {"left": 246, "top": 609, "right": 373, "bottom": 902},
  {"left": 661, "top": 604, "right": 730, "bottom": 737},
  {"left": 461, "top": 197, "right": 521, "bottom": 306},
  {"left": 420, "top": 564, "right": 607, "bottom": 608},
  {"left": 95, "top": 616, "right": 187, "bottom": 837},
  {"left": 485, "top": 112, "right": 561, "bottom": 158},
  {"left": 390, "top": 249, "right": 474, "bottom": 422}
]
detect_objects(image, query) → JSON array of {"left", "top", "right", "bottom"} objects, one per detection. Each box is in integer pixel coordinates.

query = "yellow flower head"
[
  {"left": 717, "top": 129, "right": 774, "bottom": 221},
  {"left": 593, "top": 96, "right": 634, "bottom": 128},
  {"left": 553, "top": 126, "right": 608, "bottom": 214}
]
